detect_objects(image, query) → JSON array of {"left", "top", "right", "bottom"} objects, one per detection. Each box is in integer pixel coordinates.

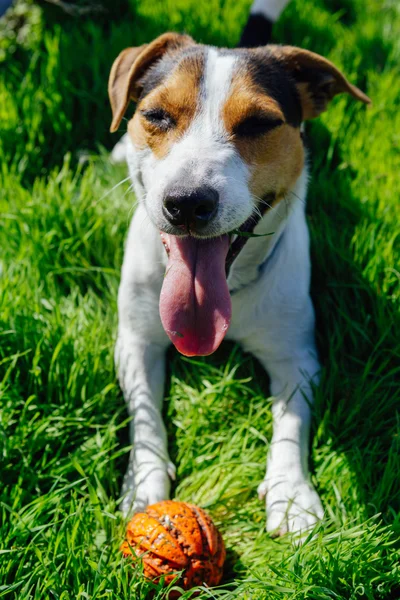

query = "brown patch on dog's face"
[
  {"left": 108, "top": 33, "right": 194, "bottom": 132},
  {"left": 129, "top": 52, "right": 204, "bottom": 159},
  {"left": 223, "top": 69, "right": 285, "bottom": 137},
  {"left": 223, "top": 67, "right": 305, "bottom": 201},
  {"left": 248, "top": 126, "right": 304, "bottom": 200}
]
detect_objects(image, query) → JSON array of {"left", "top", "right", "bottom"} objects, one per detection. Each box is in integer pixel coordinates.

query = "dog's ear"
[
  {"left": 265, "top": 45, "right": 371, "bottom": 120},
  {"left": 108, "top": 32, "right": 194, "bottom": 132}
]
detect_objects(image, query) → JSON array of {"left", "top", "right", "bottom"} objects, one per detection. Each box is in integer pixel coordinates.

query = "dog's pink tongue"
[{"left": 160, "top": 235, "right": 231, "bottom": 356}]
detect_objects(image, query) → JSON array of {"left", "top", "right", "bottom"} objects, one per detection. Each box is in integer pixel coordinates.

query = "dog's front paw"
[
  {"left": 258, "top": 475, "right": 323, "bottom": 538},
  {"left": 119, "top": 461, "right": 175, "bottom": 518}
]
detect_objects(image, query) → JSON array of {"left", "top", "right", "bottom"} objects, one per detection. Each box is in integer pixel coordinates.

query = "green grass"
[{"left": 1, "top": 0, "right": 400, "bottom": 597}]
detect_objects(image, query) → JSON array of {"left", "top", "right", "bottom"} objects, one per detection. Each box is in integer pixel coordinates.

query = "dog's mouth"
[{"left": 159, "top": 204, "right": 270, "bottom": 357}]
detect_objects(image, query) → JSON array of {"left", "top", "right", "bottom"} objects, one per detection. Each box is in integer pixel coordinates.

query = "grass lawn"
[{"left": 1, "top": 0, "right": 400, "bottom": 597}]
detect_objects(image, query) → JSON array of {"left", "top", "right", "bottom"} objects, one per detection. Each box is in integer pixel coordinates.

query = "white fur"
[
  {"left": 115, "top": 48, "right": 323, "bottom": 536},
  {"left": 110, "top": 133, "right": 130, "bottom": 164},
  {"left": 250, "top": 0, "right": 291, "bottom": 22},
  {"left": 226, "top": 190, "right": 323, "bottom": 534},
  {"left": 139, "top": 50, "right": 254, "bottom": 238},
  {"left": 202, "top": 48, "right": 237, "bottom": 136}
]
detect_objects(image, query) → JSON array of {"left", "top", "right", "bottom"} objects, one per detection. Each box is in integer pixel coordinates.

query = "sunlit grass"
[{"left": 1, "top": 0, "right": 399, "bottom": 597}]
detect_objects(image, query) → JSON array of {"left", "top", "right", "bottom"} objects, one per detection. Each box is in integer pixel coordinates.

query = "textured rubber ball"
[{"left": 121, "top": 500, "right": 226, "bottom": 590}]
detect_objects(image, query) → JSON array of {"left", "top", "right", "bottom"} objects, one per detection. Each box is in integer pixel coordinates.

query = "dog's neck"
[{"left": 227, "top": 166, "right": 308, "bottom": 293}]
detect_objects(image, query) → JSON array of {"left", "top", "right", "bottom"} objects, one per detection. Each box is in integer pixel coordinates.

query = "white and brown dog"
[{"left": 109, "top": 0, "right": 370, "bottom": 535}]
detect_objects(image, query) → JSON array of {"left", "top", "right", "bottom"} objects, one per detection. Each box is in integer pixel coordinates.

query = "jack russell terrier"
[{"left": 108, "top": 0, "right": 370, "bottom": 535}]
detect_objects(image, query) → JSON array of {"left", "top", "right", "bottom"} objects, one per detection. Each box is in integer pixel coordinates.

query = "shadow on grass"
[{"left": 307, "top": 120, "right": 400, "bottom": 521}]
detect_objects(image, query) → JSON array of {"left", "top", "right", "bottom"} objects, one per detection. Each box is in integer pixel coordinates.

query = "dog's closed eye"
[
  {"left": 141, "top": 108, "right": 176, "bottom": 131},
  {"left": 233, "top": 114, "right": 284, "bottom": 138}
]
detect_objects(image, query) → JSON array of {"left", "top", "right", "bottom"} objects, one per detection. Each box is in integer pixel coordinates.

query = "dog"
[{"left": 108, "top": 0, "right": 370, "bottom": 535}]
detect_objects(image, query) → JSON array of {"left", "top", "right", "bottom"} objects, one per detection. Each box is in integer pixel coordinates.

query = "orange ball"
[{"left": 121, "top": 500, "right": 226, "bottom": 590}]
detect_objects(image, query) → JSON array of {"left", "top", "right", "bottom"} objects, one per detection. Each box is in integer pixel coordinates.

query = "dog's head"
[{"left": 109, "top": 34, "right": 370, "bottom": 356}]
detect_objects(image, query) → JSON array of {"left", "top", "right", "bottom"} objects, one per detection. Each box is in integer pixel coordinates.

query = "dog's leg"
[
  {"left": 256, "top": 347, "right": 323, "bottom": 536},
  {"left": 116, "top": 331, "right": 174, "bottom": 517},
  {"left": 233, "top": 196, "right": 324, "bottom": 537},
  {"left": 115, "top": 208, "right": 173, "bottom": 517},
  {"left": 245, "top": 320, "right": 323, "bottom": 536}
]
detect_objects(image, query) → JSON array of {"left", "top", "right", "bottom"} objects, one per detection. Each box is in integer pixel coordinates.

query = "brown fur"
[
  {"left": 295, "top": 82, "right": 318, "bottom": 121},
  {"left": 129, "top": 53, "right": 204, "bottom": 159},
  {"left": 108, "top": 33, "right": 194, "bottom": 133},
  {"left": 223, "top": 68, "right": 304, "bottom": 202},
  {"left": 263, "top": 45, "right": 371, "bottom": 119},
  {"left": 223, "top": 69, "right": 285, "bottom": 135},
  {"left": 248, "top": 125, "right": 304, "bottom": 200}
]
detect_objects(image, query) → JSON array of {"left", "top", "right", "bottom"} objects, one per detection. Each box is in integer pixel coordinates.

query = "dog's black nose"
[{"left": 163, "top": 186, "right": 219, "bottom": 230}]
